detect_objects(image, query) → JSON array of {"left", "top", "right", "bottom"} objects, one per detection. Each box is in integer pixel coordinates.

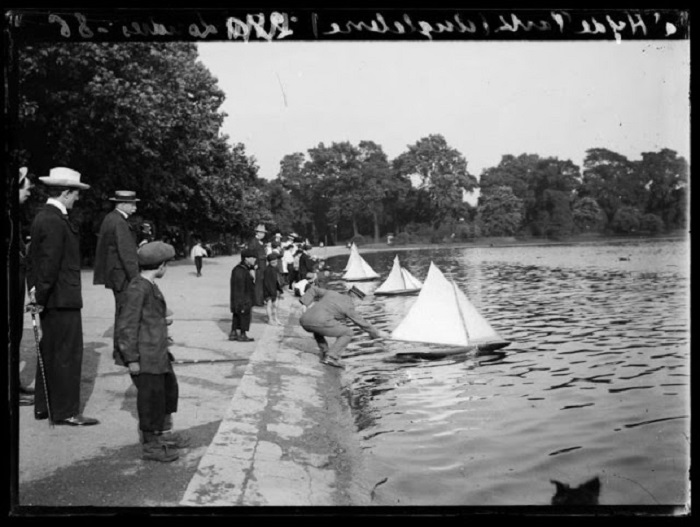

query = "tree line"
[{"left": 13, "top": 42, "right": 688, "bottom": 262}]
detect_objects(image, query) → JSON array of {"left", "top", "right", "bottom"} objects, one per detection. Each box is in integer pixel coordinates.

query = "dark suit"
[
  {"left": 230, "top": 260, "right": 255, "bottom": 332},
  {"left": 27, "top": 203, "right": 84, "bottom": 420},
  {"left": 93, "top": 209, "right": 139, "bottom": 361},
  {"left": 246, "top": 238, "right": 267, "bottom": 306}
]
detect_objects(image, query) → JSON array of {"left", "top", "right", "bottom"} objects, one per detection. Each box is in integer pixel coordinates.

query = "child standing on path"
[
  {"left": 229, "top": 249, "right": 257, "bottom": 342},
  {"left": 263, "top": 252, "right": 284, "bottom": 325},
  {"left": 190, "top": 238, "right": 208, "bottom": 277},
  {"left": 116, "top": 241, "right": 189, "bottom": 462}
]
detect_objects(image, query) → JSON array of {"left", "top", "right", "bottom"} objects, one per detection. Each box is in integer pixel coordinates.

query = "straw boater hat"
[
  {"left": 39, "top": 167, "right": 90, "bottom": 189},
  {"left": 109, "top": 190, "right": 140, "bottom": 202}
]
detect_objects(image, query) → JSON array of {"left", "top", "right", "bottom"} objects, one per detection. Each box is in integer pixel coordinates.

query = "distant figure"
[
  {"left": 263, "top": 252, "right": 284, "bottom": 325},
  {"left": 190, "top": 237, "right": 208, "bottom": 277},
  {"left": 229, "top": 249, "right": 257, "bottom": 342},
  {"left": 138, "top": 221, "right": 155, "bottom": 247},
  {"left": 246, "top": 224, "right": 267, "bottom": 306},
  {"left": 551, "top": 477, "right": 601, "bottom": 506}
]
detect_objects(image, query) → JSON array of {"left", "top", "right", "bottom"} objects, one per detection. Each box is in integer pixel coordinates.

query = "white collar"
[
  {"left": 116, "top": 208, "right": 129, "bottom": 219},
  {"left": 46, "top": 198, "right": 67, "bottom": 215}
]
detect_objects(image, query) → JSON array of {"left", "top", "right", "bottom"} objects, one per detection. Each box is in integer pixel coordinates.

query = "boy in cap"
[
  {"left": 116, "top": 241, "right": 187, "bottom": 462},
  {"left": 299, "top": 284, "right": 389, "bottom": 369},
  {"left": 229, "top": 248, "right": 257, "bottom": 342},
  {"left": 263, "top": 252, "right": 284, "bottom": 325}
]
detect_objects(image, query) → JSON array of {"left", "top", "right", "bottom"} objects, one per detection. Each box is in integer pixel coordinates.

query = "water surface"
[{"left": 334, "top": 239, "right": 690, "bottom": 506}]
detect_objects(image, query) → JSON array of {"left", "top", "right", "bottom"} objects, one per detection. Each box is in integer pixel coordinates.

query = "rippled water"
[{"left": 332, "top": 238, "right": 690, "bottom": 506}]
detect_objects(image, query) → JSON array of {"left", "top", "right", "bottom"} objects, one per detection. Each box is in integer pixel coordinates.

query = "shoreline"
[{"left": 310, "top": 233, "right": 688, "bottom": 262}]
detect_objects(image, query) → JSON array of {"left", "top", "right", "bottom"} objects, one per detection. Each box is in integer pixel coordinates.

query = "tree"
[
  {"left": 479, "top": 153, "right": 580, "bottom": 235},
  {"left": 394, "top": 134, "right": 477, "bottom": 227},
  {"left": 476, "top": 186, "right": 524, "bottom": 236},
  {"left": 17, "top": 42, "right": 264, "bottom": 258},
  {"left": 634, "top": 149, "right": 689, "bottom": 230},
  {"left": 572, "top": 197, "right": 606, "bottom": 233},
  {"left": 611, "top": 205, "right": 642, "bottom": 234},
  {"left": 579, "top": 148, "right": 639, "bottom": 227}
]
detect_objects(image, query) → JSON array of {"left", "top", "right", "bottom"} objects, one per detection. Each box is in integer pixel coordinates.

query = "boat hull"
[{"left": 374, "top": 288, "right": 421, "bottom": 296}]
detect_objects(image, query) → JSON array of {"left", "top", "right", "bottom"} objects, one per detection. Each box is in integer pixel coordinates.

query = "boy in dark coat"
[
  {"left": 116, "top": 241, "right": 187, "bottom": 462},
  {"left": 229, "top": 249, "right": 258, "bottom": 342},
  {"left": 263, "top": 252, "right": 284, "bottom": 325}
]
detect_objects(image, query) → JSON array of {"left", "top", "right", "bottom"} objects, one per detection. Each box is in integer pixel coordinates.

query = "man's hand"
[
  {"left": 128, "top": 362, "right": 141, "bottom": 375},
  {"left": 25, "top": 302, "right": 43, "bottom": 314},
  {"left": 375, "top": 330, "right": 391, "bottom": 339}
]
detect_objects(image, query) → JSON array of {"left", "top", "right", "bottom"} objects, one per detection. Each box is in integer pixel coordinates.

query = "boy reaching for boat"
[{"left": 299, "top": 284, "right": 390, "bottom": 369}]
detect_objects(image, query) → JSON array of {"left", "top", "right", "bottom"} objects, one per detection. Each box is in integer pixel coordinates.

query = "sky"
[{"left": 196, "top": 40, "right": 690, "bottom": 190}]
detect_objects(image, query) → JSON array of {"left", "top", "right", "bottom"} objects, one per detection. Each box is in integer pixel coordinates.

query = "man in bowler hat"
[
  {"left": 93, "top": 190, "right": 140, "bottom": 364},
  {"left": 27, "top": 167, "right": 99, "bottom": 426}
]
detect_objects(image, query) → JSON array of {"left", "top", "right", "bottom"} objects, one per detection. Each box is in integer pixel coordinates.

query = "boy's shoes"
[
  {"left": 321, "top": 356, "right": 345, "bottom": 369},
  {"left": 228, "top": 332, "right": 239, "bottom": 341},
  {"left": 238, "top": 335, "right": 254, "bottom": 342},
  {"left": 142, "top": 442, "right": 179, "bottom": 463},
  {"left": 156, "top": 431, "right": 191, "bottom": 449}
]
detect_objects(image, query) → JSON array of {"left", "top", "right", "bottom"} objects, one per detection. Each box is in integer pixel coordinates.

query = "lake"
[{"left": 330, "top": 238, "right": 690, "bottom": 507}]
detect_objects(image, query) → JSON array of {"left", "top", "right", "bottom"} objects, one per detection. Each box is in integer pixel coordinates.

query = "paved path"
[{"left": 15, "top": 246, "right": 374, "bottom": 508}]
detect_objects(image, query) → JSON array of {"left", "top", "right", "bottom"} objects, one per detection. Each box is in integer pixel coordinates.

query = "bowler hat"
[
  {"left": 348, "top": 286, "right": 366, "bottom": 299},
  {"left": 39, "top": 167, "right": 90, "bottom": 190},
  {"left": 109, "top": 190, "right": 140, "bottom": 202},
  {"left": 241, "top": 248, "right": 257, "bottom": 259},
  {"left": 138, "top": 241, "right": 175, "bottom": 267},
  {"left": 254, "top": 224, "right": 267, "bottom": 233}
]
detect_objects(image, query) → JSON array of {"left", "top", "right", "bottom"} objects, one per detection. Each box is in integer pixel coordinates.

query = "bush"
[
  {"left": 394, "top": 232, "right": 411, "bottom": 245},
  {"left": 639, "top": 213, "right": 665, "bottom": 234},
  {"left": 349, "top": 234, "right": 366, "bottom": 246}
]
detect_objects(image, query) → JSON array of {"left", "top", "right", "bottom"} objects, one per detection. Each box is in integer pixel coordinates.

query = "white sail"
[
  {"left": 374, "top": 255, "right": 422, "bottom": 295},
  {"left": 391, "top": 262, "right": 509, "bottom": 349},
  {"left": 343, "top": 243, "right": 358, "bottom": 271},
  {"left": 343, "top": 245, "right": 380, "bottom": 281}
]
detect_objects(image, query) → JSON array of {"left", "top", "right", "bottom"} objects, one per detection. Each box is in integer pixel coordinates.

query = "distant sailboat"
[
  {"left": 343, "top": 243, "right": 357, "bottom": 271},
  {"left": 390, "top": 262, "right": 510, "bottom": 354},
  {"left": 343, "top": 244, "right": 380, "bottom": 281},
  {"left": 374, "top": 255, "right": 422, "bottom": 296}
]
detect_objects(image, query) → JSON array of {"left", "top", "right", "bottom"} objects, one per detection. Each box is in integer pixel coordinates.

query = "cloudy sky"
[{"left": 196, "top": 40, "right": 690, "bottom": 185}]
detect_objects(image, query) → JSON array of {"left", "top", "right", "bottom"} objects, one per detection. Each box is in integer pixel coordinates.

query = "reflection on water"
[{"left": 335, "top": 239, "right": 690, "bottom": 506}]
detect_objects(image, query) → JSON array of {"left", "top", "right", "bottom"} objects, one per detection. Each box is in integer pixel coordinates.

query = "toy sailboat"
[
  {"left": 374, "top": 255, "right": 422, "bottom": 296},
  {"left": 390, "top": 262, "right": 510, "bottom": 354},
  {"left": 343, "top": 244, "right": 380, "bottom": 281}
]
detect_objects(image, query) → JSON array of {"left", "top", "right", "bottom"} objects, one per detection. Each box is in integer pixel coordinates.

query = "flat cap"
[
  {"left": 241, "top": 248, "right": 257, "bottom": 259},
  {"left": 348, "top": 285, "right": 366, "bottom": 299},
  {"left": 267, "top": 252, "right": 279, "bottom": 262},
  {"left": 138, "top": 241, "right": 175, "bottom": 267}
]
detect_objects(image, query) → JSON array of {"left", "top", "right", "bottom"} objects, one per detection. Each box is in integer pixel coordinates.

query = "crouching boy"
[{"left": 116, "top": 241, "right": 189, "bottom": 462}]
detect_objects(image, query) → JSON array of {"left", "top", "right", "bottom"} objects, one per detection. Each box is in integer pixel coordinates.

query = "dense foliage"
[{"left": 13, "top": 43, "right": 688, "bottom": 257}]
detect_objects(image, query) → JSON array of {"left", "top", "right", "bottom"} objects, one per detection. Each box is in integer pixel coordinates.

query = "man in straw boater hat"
[
  {"left": 93, "top": 190, "right": 141, "bottom": 365},
  {"left": 298, "top": 284, "right": 390, "bottom": 369},
  {"left": 245, "top": 223, "right": 268, "bottom": 306},
  {"left": 26, "top": 167, "right": 99, "bottom": 426}
]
